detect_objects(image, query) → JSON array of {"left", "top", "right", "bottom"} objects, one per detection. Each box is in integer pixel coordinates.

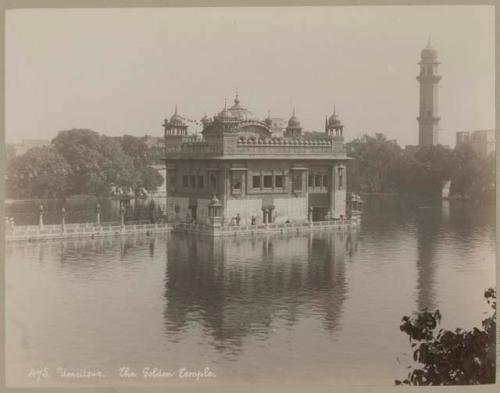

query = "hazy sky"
[{"left": 6, "top": 6, "right": 495, "bottom": 147}]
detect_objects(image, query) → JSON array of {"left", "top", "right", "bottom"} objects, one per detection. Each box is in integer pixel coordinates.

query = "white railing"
[{"left": 5, "top": 222, "right": 172, "bottom": 242}]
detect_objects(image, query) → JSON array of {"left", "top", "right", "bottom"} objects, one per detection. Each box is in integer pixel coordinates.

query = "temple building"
[{"left": 162, "top": 94, "right": 349, "bottom": 226}]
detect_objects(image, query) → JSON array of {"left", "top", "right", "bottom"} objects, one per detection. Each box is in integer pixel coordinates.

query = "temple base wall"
[
  {"left": 167, "top": 196, "right": 190, "bottom": 222},
  {"left": 273, "top": 197, "right": 308, "bottom": 223},
  {"left": 332, "top": 190, "right": 346, "bottom": 218},
  {"left": 225, "top": 199, "right": 263, "bottom": 225}
]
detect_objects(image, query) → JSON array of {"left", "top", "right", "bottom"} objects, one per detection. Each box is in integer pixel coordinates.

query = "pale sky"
[{"left": 5, "top": 6, "right": 495, "bottom": 147}]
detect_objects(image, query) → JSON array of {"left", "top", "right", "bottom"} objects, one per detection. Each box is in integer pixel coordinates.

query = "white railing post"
[
  {"left": 96, "top": 203, "right": 101, "bottom": 226},
  {"left": 39, "top": 204, "right": 44, "bottom": 229},
  {"left": 120, "top": 205, "right": 125, "bottom": 229},
  {"left": 61, "top": 207, "right": 66, "bottom": 233}
]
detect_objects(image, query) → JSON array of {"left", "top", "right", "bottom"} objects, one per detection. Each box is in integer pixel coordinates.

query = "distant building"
[
  {"left": 456, "top": 129, "right": 496, "bottom": 158},
  {"left": 162, "top": 94, "right": 349, "bottom": 225},
  {"left": 456, "top": 131, "right": 470, "bottom": 146},
  {"left": 417, "top": 39, "right": 441, "bottom": 146},
  {"left": 10, "top": 139, "right": 50, "bottom": 156}
]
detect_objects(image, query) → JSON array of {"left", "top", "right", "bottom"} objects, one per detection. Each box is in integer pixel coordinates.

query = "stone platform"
[{"left": 5, "top": 217, "right": 360, "bottom": 242}]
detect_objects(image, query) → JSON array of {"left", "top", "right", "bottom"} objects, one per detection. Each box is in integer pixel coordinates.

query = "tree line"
[
  {"left": 6, "top": 130, "right": 494, "bottom": 201},
  {"left": 6, "top": 129, "right": 164, "bottom": 199},
  {"left": 346, "top": 133, "right": 495, "bottom": 201}
]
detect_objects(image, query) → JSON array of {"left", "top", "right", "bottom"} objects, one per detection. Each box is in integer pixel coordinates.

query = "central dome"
[{"left": 227, "top": 93, "right": 259, "bottom": 121}]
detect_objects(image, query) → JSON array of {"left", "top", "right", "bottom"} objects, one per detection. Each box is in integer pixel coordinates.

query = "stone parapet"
[
  {"left": 172, "top": 218, "right": 360, "bottom": 237},
  {"left": 5, "top": 222, "right": 172, "bottom": 242},
  {"left": 164, "top": 136, "right": 346, "bottom": 159}
]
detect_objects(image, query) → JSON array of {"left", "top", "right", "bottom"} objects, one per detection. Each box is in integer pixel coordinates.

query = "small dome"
[
  {"left": 169, "top": 105, "right": 186, "bottom": 126},
  {"left": 216, "top": 101, "right": 238, "bottom": 122},
  {"left": 265, "top": 110, "right": 273, "bottom": 126},
  {"left": 421, "top": 40, "right": 438, "bottom": 61},
  {"left": 201, "top": 113, "right": 210, "bottom": 126},
  {"left": 210, "top": 195, "right": 221, "bottom": 206},
  {"left": 328, "top": 107, "right": 342, "bottom": 127}
]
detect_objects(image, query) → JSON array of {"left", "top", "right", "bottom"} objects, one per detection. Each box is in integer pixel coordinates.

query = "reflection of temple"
[{"left": 163, "top": 230, "right": 359, "bottom": 351}]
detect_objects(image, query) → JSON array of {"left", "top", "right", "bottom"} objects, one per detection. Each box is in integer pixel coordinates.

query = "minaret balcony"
[{"left": 416, "top": 75, "right": 442, "bottom": 83}]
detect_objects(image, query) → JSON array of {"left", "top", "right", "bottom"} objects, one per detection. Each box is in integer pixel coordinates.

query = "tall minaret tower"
[{"left": 417, "top": 39, "right": 441, "bottom": 146}]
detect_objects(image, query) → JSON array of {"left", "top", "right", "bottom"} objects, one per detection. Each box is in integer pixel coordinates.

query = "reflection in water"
[
  {"left": 163, "top": 230, "right": 358, "bottom": 353},
  {"left": 415, "top": 206, "right": 440, "bottom": 311},
  {"left": 5, "top": 196, "right": 495, "bottom": 386}
]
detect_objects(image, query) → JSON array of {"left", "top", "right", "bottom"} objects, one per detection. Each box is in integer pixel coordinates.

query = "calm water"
[{"left": 5, "top": 197, "right": 496, "bottom": 387}]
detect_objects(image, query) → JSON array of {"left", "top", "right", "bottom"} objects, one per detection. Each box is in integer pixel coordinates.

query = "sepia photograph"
[{"left": 3, "top": 2, "right": 497, "bottom": 389}]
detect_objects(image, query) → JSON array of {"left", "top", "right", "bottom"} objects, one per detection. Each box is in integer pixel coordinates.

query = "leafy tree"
[
  {"left": 346, "top": 134, "right": 406, "bottom": 193},
  {"left": 396, "top": 288, "right": 496, "bottom": 385},
  {"left": 5, "top": 144, "right": 16, "bottom": 165},
  {"left": 135, "top": 165, "right": 164, "bottom": 192},
  {"left": 6, "top": 145, "right": 72, "bottom": 198},
  {"left": 119, "top": 135, "right": 164, "bottom": 191},
  {"left": 346, "top": 133, "right": 492, "bottom": 201},
  {"left": 411, "top": 145, "right": 455, "bottom": 196},
  {"left": 450, "top": 144, "right": 495, "bottom": 201},
  {"left": 120, "top": 135, "right": 152, "bottom": 164},
  {"left": 52, "top": 129, "right": 140, "bottom": 196}
]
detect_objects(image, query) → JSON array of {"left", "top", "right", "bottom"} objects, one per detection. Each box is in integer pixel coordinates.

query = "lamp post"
[
  {"left": 120, "top": 205, "right": 125, "bottom": 228},
  {"left": 39, "top": 204, "right": 44, "bottom": 229},
  {"left": 61, "top": 207, "right": 66, "bottom": 233},
  {"left": 96, "top": 203, "right": 101, "bottom": 226}
]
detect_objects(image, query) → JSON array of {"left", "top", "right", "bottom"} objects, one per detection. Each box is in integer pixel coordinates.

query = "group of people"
[{"left": 229, "top": 213, "right": 242, "bottom": 226}]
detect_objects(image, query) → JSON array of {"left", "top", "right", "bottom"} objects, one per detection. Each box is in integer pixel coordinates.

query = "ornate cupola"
[
  {"left": 264, "top": 110, "right": 273, "bottom": 127},
  {"left": 285, "top": 109, "right": 302, "bottom": 138},
  {"left": 227, "top": 89, "right": 259, "bottom": 121},
  {"left": 214, "top": 99, "right": 240, "bottom": 132},
  {"left": 163, "top": 105, "right": 188, "bottom": 138},
  {"left": 325, "top": 106, "right": 344, "bottom": 138},
  {"left": 201, "top": 113, "right": 211, "bottom": 127}
]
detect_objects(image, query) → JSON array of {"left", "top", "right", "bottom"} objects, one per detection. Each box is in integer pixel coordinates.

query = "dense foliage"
[
  {"left": 346, "top": 134, "right": 495, "bottom": 200},
  {"left": 6, "top": 129, "right": 164, "bottom": 199},
  {"left": 396, "top": 288, "right": 496, "bottom": 385},
  {"left": 6, "top": 146, "right": 72, "bottom": 198}
]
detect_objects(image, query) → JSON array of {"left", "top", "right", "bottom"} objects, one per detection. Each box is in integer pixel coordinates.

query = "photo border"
[{"left": 0, "top": 0, "right": 497, "bottom": 392}]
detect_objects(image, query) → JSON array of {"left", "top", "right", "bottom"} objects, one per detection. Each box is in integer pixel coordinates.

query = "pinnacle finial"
[
  {"left": 333, "top": 105, "right": 336, "bottom": 115},
  {"left": 235, "top": 88, "right": 240, "bottom": 104},
  {"left": 174, "top": 104, "right": 178, "bottom": 115},
  {"left": 292, "top": 107, "right": 296, "bottom": 117},
  {"left": 267, "top": 109, "right": 271, "bottom": 118},
  {"left": 224, "top": 98, "right": 227, "bottom": 109}
]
